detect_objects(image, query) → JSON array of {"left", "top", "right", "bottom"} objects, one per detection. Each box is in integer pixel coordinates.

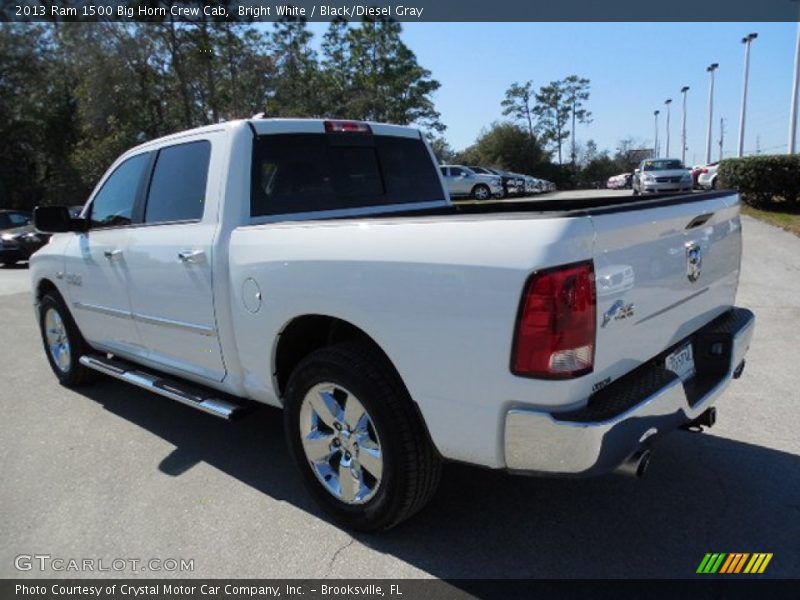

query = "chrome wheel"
[
  {"left": 45, "top": 308, "right": 71, "bottom": 373},
  {"left": 298, "top": 383, "right": 383, "bottom": 505},
  {"left": 473, "top": 185, "right": 490, "bottom": 200}
]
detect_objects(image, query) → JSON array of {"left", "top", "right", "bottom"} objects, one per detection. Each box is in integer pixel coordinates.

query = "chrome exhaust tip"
[{"left": 615, "top": 449, "right": 651, "bottom": 479}]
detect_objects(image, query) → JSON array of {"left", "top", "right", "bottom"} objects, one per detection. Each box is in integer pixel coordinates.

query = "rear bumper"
[{"left": 504, "top": 307, "right": 755, "bottom": 476}]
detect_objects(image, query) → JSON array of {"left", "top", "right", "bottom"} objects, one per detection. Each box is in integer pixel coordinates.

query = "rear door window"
[
  {"left": 145, "top": 140, "right": 211, "bottom": 223},
  {"left": 251, "top": 133, "right": 444, "bottom": 217}
]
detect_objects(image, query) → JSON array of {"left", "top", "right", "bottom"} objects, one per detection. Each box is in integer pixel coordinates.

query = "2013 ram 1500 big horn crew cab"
[{"left": 31, "top": 119, "right": 754, "bottom": 531}]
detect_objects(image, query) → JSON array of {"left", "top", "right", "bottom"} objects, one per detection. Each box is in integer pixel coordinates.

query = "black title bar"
[{"left": 2, "top": 0, "right": 800, "bottom": 22}]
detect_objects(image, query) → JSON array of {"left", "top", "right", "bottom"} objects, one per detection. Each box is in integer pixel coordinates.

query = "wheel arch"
[
  {"left": 35, "top": 277, "right": 61, "bottom": 304},
  {"left": 471, "top": 183, "right": 490, "bottom": 195},
  {"left": 274, "top": 314, "right": 398, "bottom": 398},
  {"left": 273, "top": 313, "right": 442, "bottom": 461}
]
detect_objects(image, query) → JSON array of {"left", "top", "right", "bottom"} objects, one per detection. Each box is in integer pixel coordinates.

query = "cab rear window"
[{"left": 251, "top": 133, "right": 443, "bottom": 217}]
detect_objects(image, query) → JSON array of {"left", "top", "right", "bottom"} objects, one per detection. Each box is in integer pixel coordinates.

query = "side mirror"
[{"left": 33, "top": 206, "right": 88, "bottom": 233}]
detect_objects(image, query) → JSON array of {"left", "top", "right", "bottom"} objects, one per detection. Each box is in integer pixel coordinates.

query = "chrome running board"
[{"left": 79, "top": 355, "right": 247, "bottom": 420}]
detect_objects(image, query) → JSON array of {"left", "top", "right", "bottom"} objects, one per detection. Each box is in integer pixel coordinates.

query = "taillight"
[
  {"left": 511, "top": 261, "right": 596, "bottom": 379},
  {"left": 324, "top": 120, "right": 372, "bottom": 134}
]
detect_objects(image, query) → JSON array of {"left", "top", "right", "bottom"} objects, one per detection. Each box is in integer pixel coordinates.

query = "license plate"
[{"left": 666, "top": 342, "right": 695, "bottom": 382}]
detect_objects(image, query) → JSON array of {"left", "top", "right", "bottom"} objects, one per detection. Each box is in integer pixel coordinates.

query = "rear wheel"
[
  {"left": 284, "top": 341, "right": 441, "bottom": 531},
  {"left": 38, "top": 292, "right": 96, "bottom": 386},
  {"left": 472, "top": 184, "right": 491, "bottom": 201}
]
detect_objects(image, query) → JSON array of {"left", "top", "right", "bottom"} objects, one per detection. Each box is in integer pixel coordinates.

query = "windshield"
[{"left": 643, "top": 159, "right": 684, "bottom": 171}]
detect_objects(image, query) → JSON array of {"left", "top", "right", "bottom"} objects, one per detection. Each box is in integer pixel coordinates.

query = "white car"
[
  {"left": 31, "top": 118, "right": 754, "bottom": 531},
  {"left": 633, "top": 158, "right": 693, "bottom": 195},
  {"left": 697, "top": 163, "right": 719, "bottom": 190},
  {"left": 439, "top": 165, "right": 503, "bottom": 200}
]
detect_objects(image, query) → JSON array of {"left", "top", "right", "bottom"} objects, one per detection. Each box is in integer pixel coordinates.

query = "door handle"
[
  {"left": 178, "top": 250, "right": 205, "bottom": 264},
  {"left": 103, "top": 249, "right": 123, "bottom": 261}
]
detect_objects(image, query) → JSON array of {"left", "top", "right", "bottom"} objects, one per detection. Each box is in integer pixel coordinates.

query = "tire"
[
  {"left": 711, "top": 178, "right": 717, "bottom": 190},
  {"left": 471, "top": 184, "right": 491, "bottom": 201},
  {"left": 284, "top": 341, "right": 441, "bottom": 532},
  {"left": 38, "top": 291, "right": 97, "bottom": 387}
]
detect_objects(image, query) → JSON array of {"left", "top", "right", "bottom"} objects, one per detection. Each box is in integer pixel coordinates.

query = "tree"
[
  {"left": 534, "top": 81, "right": 571, "bottom": 165},
  {"left": 562, "top": 75, "right": 591, "bottom": 167},
  {"left": 614, "top": 137, "right": 649, "bottom": 172},
  {"left": 344, "top": 18, "right": 443, "bottom": 133},
  {"left": 268, "top": 17, "right": 320, "bottom": 117},
  {"left": 580, "top": 139, "right": 598, "bottom": 167},
  {"left": 501, "top": 81, "right": 536, "bottom": 149},
  {"left": 427, "top": 136, "right": 454, "bottom": 164},
  {"left": 319, "top": 17, "right": 352, "bottom": 118},
  {"left": 0, "top": 19, "right": 446, "bottom": 212},
  {"left": 454, "top": 122, "right": 545, "bottom": 174}
]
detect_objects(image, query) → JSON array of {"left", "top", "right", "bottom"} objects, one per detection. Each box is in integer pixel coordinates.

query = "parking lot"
[{"left": 1, "top": 205, "right": 798, "bottom": 580}]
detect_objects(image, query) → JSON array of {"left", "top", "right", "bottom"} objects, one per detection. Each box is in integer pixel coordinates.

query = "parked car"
[
  {"left": 468, "top": 166, "right": 521, "bottom": 198},
  {"left": 690, "top": 165, "right": 706, "bottom": 189},
  {"left": 507, "top": 173, "right": 531, "bottom": 196},
  {"left": 523, "top": 176, "right": 541, "bottom": 195},
  {"left": 467, "top": 166, "right": 507, "bottom": 198},
  {"left": 440, "top": 165, "right": 503, "bottom": 200},
  {"left": 502, "top": 171, "right": 526, "bottom": 196},
  {"left": 632, "top": 158, "right": 693, "bottom": 195},
  {"left": 0, "top": 210, "right": 50, "bottom": 266},
  {"left": 607, "top": 173, "right": 632, "bottom": 189},
  {"left": 31, "top": 118, "right": 753, "bottom": 532},
  {"left": 697, "top": 163, "right": 719, "bottom": 190}
]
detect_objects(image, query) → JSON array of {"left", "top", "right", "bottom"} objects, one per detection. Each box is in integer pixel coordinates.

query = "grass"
[{"left": 741, "top": 204, "right": 800, "bottom": 237}]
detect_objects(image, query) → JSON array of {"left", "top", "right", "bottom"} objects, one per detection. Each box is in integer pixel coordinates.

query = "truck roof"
[{"left": 126, "top": 118, "right": 424, "bottom": 155}]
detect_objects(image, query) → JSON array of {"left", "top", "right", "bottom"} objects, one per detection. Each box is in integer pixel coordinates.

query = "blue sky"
[{"left": 303, "top": 21, "right": 798, "bottom": 164}]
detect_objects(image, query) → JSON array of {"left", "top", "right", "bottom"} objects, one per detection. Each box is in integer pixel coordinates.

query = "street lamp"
[
  {"left": 654, "top": 110, "right": 660, "bottom": 158},
  {"left": 790, "top": 25, "right": 800, "bottom": 153},
  {"left": 681, "top": 86, "right": 690, "bottom": 165},
  {"left": 665, "top": 98, "right": 673, "bottom": 157},
  {"left": 738, "top": 33, "right": 758, "bottom": 158},
  {"left": 706, "top": 63, "right": 719, "bottom": 165}
]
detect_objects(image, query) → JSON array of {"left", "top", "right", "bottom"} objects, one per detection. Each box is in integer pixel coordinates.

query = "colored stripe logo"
[{"left": 697, "top": 552, "right": 773, "bottom": 574}]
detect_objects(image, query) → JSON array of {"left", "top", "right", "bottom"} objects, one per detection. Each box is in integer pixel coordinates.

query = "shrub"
[{"left": 717, "top": 155, "right": 800, "bottom": 209}]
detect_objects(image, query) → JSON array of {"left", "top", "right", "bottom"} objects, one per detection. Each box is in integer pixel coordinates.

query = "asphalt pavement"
[{"left": 1, "top": 209, "right": 798, "bottom": 580}]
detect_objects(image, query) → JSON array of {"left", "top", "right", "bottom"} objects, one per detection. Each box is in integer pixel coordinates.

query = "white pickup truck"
[{"left": 31, "top": 118, "right": 754, "bottom": 531}]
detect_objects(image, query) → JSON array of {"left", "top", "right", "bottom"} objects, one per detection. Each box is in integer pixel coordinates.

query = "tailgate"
[{"left": 590, "top": 193, "right": 741, "bottom": 382}]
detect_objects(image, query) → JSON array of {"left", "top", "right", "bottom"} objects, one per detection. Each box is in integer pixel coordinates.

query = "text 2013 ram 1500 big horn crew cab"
[{"left": 31, "top": 118, "right": 754, "bottom": 531}]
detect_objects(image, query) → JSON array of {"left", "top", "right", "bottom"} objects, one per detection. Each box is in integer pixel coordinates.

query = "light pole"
[
  {"left": 790, "top": 24, "right": 800, "bottom": 153},
  {"left": 738, "top": 33, "right": 757, "bottom": 158},
  {"left": 664, "top": 98, "right": 672, "bottom": 157},
  {"left": 654, "top": 110, "right": 660, "bottom": 157},
  {"left": 706, "top": 63, "right": 719, "bottom": 165},
  {"left": 681, "top": 86, "right": 690, "bottom": 164}
]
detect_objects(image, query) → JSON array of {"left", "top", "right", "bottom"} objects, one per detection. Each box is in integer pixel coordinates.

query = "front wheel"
[
  {"left": 471, "top": 184, "right": 491, "bottom": 201},
  {"left": 284, "top": 341, "right": 441, "bottom": 532},
  {"left": 38, "top": 292, "right": 96, "bottom": 386}
]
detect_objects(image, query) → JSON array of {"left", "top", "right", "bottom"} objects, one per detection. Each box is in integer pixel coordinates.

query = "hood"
[
  {"left": 1, "top": 224, "right": 36, "bottom": 237},
  {"left": 641, "top": 168, "right": 690, "bottom": 178}
]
